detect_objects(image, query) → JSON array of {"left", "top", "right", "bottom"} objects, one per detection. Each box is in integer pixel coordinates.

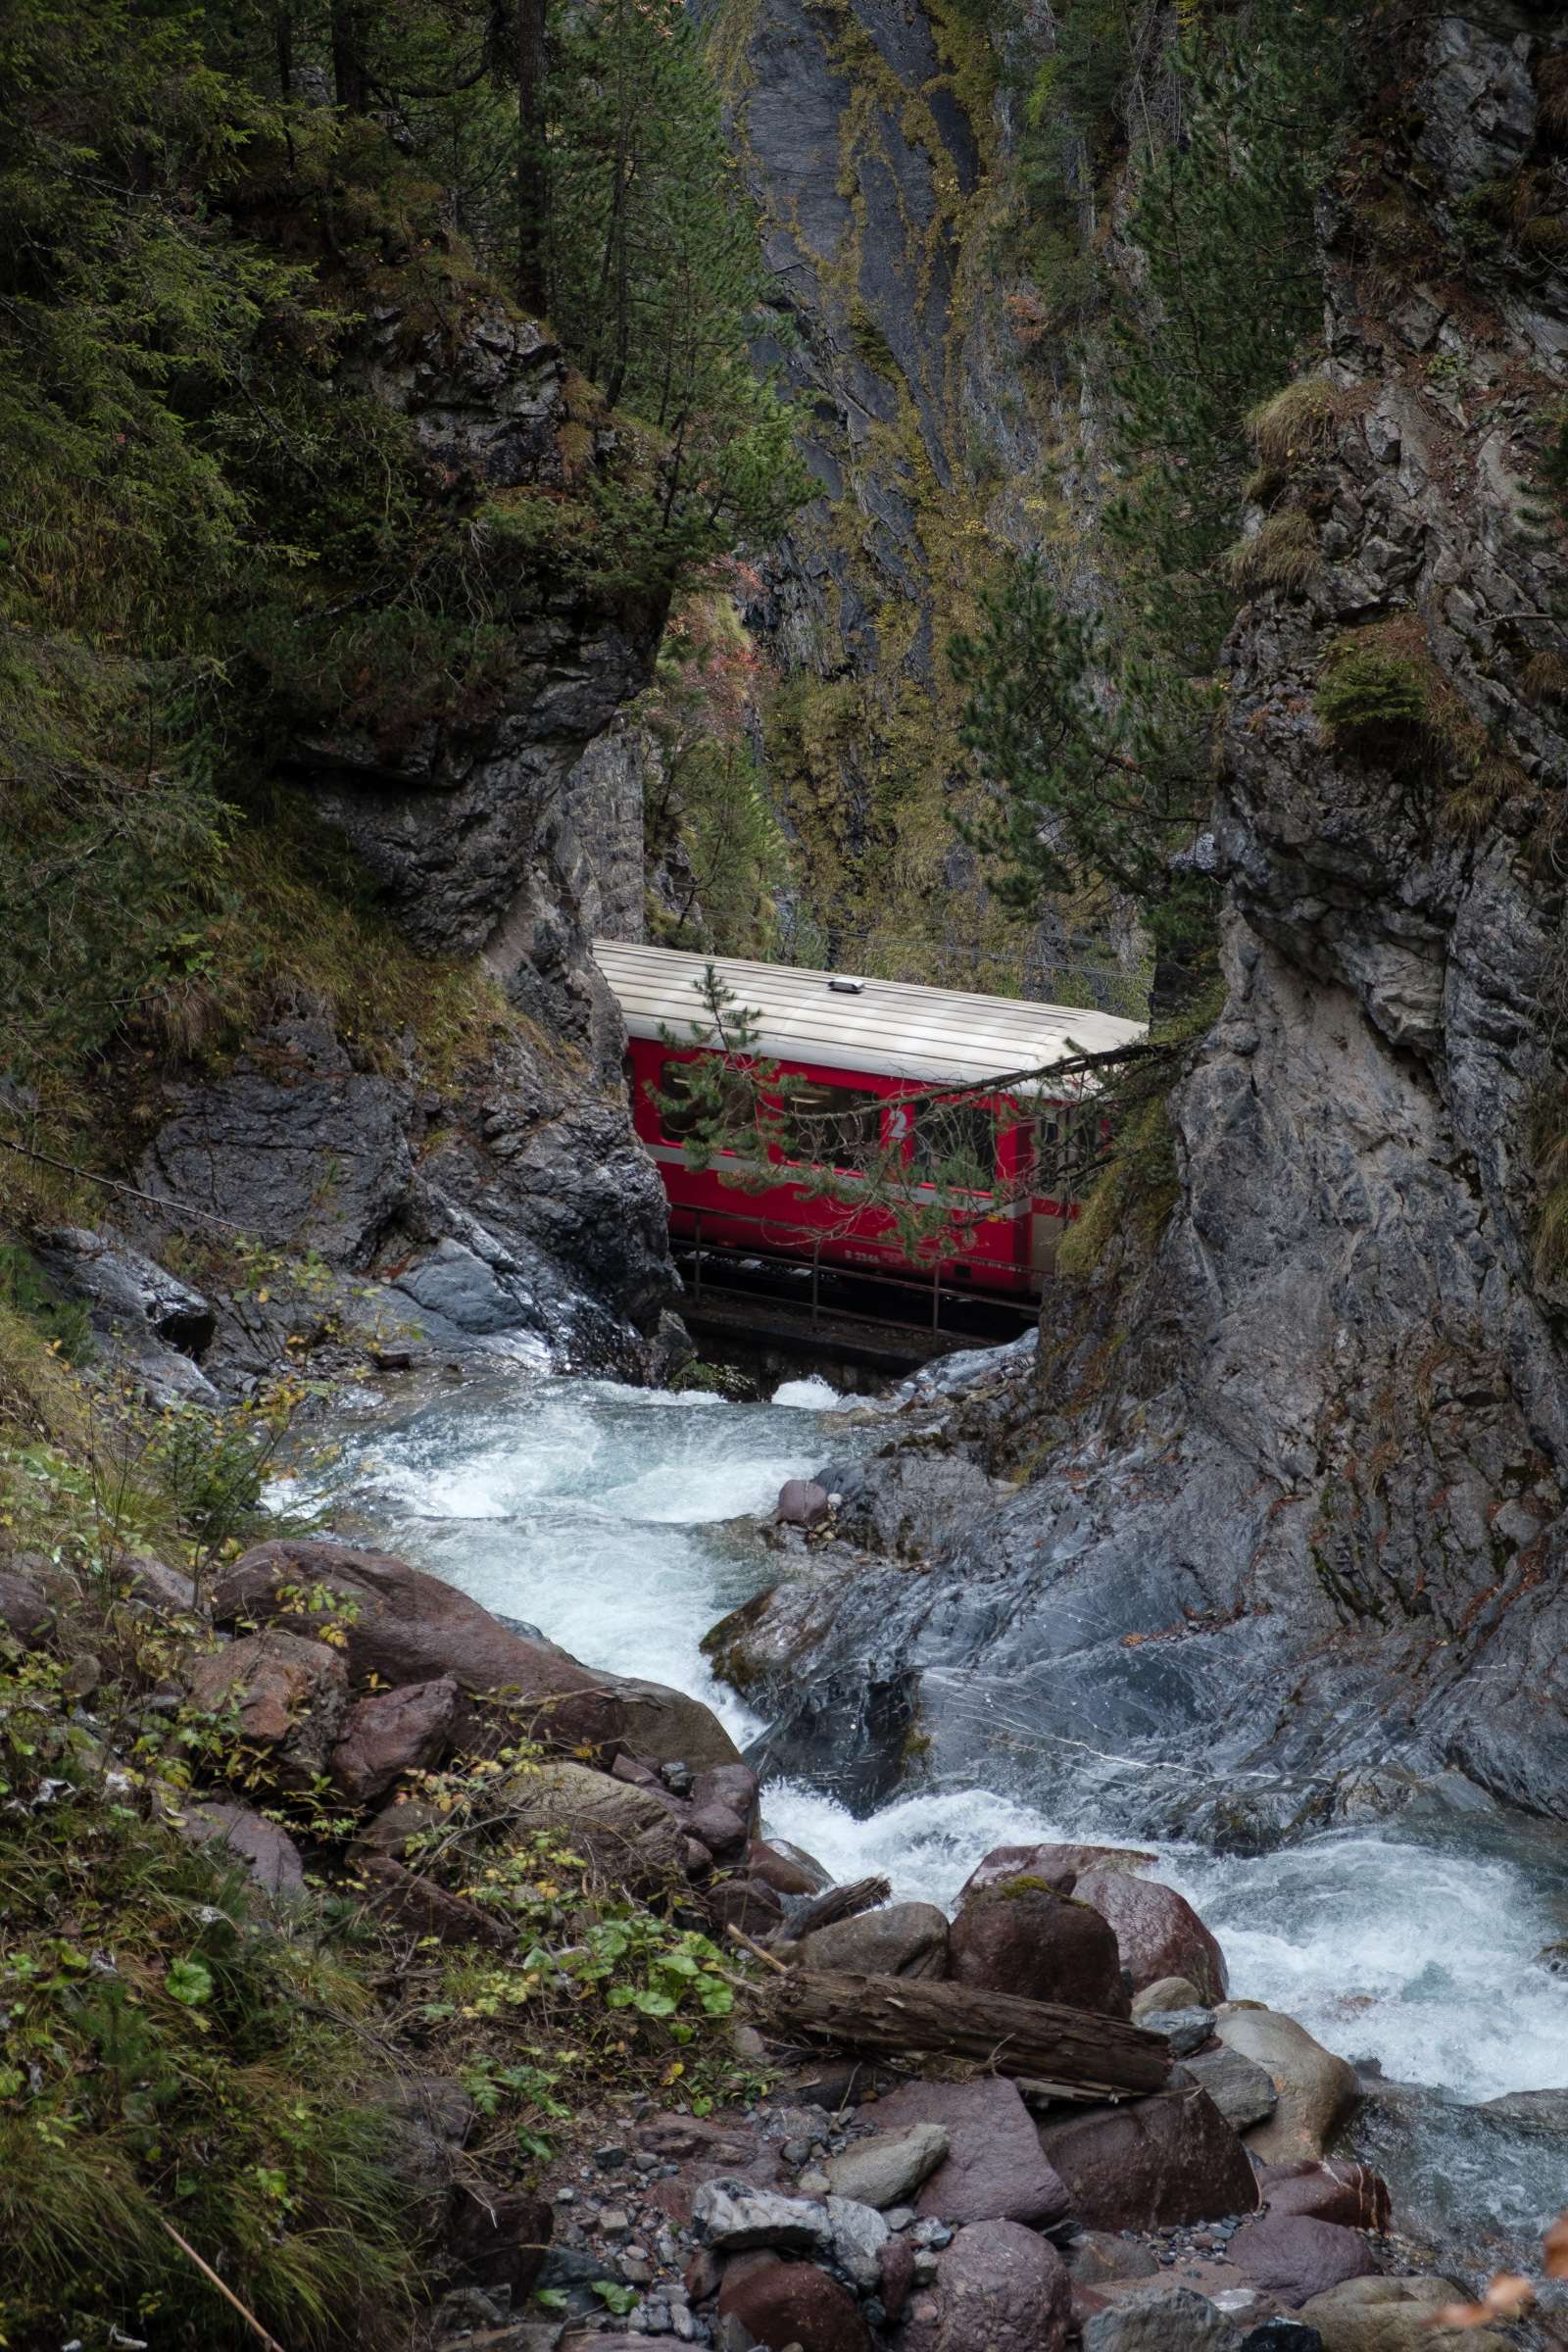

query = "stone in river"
[
  {"left": 949, "top": 1877, "right": 1129, "bottom": 2015},
  {"left": 869, "top": 2076, "right": 1070, "bottom": 2228},
  {"left": 1142, "top": 2005, "right": 1218, "bottom": 2055},
  {"left": 822, "top": 2123, "right": 950, "bottom": 2210},
  {"left": 1134, "top": 1974, "right": 1205, "bottom": 2019},
  {"left": 1074, "top": 1867, "right": 1229, "bottom": 2004},
  {"left": 1213, "top": 2006, "right": 1358, "bottom": 2162},
  {"left": 1258, "top": 2161, "right": 1390, "bottom": 2232},
  {"left": 1230, "top": 2217, "right": 1380, "bottom": 2306},
  {"left": 1300, "top": 2274, "right": 1511, "bottom": 2351},
  {"left": 777, "top": 1478, "right": 832, "bottom": 1528},
  {"left": 797, "top": 1900, "right": 949, "bottom": 1980},
  {"left": 1037, "top": 2086, "right": 1260, "bottom": 2231},
  {"left": 931, "top": 2219, "right": 1072, "bottom": 2352},
  {"left": 717, "top": 2256, "right": 870, "bottom": 2352},
  {"left": 1180, "top": 2046, "right": 1280, "bottom": 2132},
  {"left": 1082, "top": 2284, "right": 1247, "bottom": 2349}
]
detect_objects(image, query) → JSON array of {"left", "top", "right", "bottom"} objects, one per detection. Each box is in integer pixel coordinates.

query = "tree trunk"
[
  {"left": 769, "top": 1970, "right": 1171, "bottom": 2098},
  {"left": 514, "top": 0, "right": 548, "bottom": 315},
  {"left": 329, "top": 0, "right": 368, "bottom": 113}
]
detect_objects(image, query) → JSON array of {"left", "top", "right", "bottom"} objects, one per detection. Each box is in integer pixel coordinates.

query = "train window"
[
  {"left": 657, "top": 1058, "right": 753, "bottom": 1149},
  {"left": 910, "top": 1101, "right": 995, "bottom": 1190},
  {"left": 786, "top": 1080, "right": 885, "bottom": 1173},
  {"left": 1035, "top": 1104, "right": 1096, "bottom": 1193}
]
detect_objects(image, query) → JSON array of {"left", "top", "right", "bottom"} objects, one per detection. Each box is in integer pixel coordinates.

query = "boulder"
[
  {"left": 932, "top": 2219, "right": 1072, "bottom": 2352},
  {"left": 949, "top": 1880, "right": 1129, "bottom": 2016},
  {"left": 707, "top": 1874, "right": 788, "bottom": 1938},
  {"left": 1213, "top": 2007, "right": 1358, "bottom": 2162},
  {"left": 865, "top": 2076, "right": 1070, "bottom": 2229},
  {"left": 777, "top": 1478, "right": 832, "bottom": 1529},
  {"left": 1083, "top": 2285, "right": 1248, "bottom": 2350},
  {"left": 695, "top": 1760, "right": 761, "bottom": 1829},
  {"left": 957, "top": 1842, "right": 1156, "bottom": 1902},
  {"left": 1241, "top": 2327, "right": 1325, "bottom": 2352},
  {"left": 1134, "top": 1975, "right": 1205, "bottom": 2019},
  {"left": 825, "top": 2194, "right": 890, "bottom": 2290},
  {"left": 748, "top": 1838, "right": 832, "bottom": 1896},
  {"left": 1075, "top": 1868, "right": 1228, "bottom": 2004},
  {"left": 173, "top": 1795, "right": 304, "bottom": 1893},
  {"left": 687, "top": 1800, "right": 750, "bottom": 1860},
  {"left": 1037, "top": 2086, "right": 1260, "bottom": 2231},
  {"left": 355, "top": 1852, "right": 512, "bottom": 1948},
  {"left": 0, "top": 1568, "right": 54, "bottom": 1646},
  {"left": 184, "top": 1629, "right": 348, "bottom": 1790},
  {"left": 499, "top": 1758, "right": 686, "bottom": 1890},
  {"left": 329, "top": 1675, "right": 460, "bottom": 1805},
  {"left": 1259, "top": 2162, "right": 1390, "bottom": 2232},
  {"left": 717, "top": 2256, "right": 870, "bottom": 2352},
  {"left": 798, "top": 1901, "right": 949, "bottom": 1980},
  {"left": 822, "top": 2123, "right": 950, "bottom": 2210},
  {"left": 878, "top": 2231, "right": 914, "bottom": 2319},
  {"left": 1066, "top": 2233, "right": 1161, "bottom": 2287},
  {"left": 612, "top": 1676, "right": 744, "bottom": 1770},
  {"left": 1299, "top": 2276, "right": 1510, "bottom": 2352},
  {"left": 693, "top": 2181, "right": 834, "bottom": 2260},
  {"left": 1181, "top": 2046, "right": 1281, "bottom": 2132},
  {"left": 1143, "top": 2006, "right": 1218, "bottom": 2056},
  {"left": 1230, "top": 2218, "right": 1379, "bottom": 2307},
  {"left": 447, "top": 2184, "right": 553, "bottom": 2296},
  {"left": 214, "top": 1540, "right": 619, "bottom": 1749}
]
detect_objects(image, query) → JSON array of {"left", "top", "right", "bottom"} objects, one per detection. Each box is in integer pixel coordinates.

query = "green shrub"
[{"left": 1314, "top": 640, "right": 1434, "bottom": 740}]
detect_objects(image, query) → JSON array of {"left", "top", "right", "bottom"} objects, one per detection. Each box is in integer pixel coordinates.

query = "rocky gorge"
[{"left": 3, "top": 0, "right": 1568, "bottom": 2344}]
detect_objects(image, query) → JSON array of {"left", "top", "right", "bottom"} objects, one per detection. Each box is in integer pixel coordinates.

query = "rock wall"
[
  {"left": 127, "top": 303, "right": 676, "bottom": 1382},
  {"left": 710, "top": 4, "right": 1568, "bottom": 1832},
  {"left": 711, "top": 0, "right": 1141, "bottom": 1002}
]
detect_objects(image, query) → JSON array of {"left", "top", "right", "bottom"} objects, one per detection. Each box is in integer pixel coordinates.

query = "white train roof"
[{"left": 594, "top": 940, "right": 1147, "bottom": 1095}]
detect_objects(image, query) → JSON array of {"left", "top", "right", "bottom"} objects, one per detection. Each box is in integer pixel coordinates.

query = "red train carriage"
[{"left": 594, "top": 941, "right": 1147, "bottom": 1300}]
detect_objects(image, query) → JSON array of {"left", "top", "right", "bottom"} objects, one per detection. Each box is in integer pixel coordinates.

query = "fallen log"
[
  {"left": 769, "top": 1968, "right": 1171, "bottom": 2096},
  {"left": 783, "top": 1874, "right": 892, "bottom": 1940}
]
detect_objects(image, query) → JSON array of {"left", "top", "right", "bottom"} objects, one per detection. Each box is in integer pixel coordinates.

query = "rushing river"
[{"left": 304, "top": 1363, "right": 1568, "bottom": 2274}]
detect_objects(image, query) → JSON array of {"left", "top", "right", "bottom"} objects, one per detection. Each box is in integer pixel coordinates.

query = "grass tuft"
[
  {"left": 1245, "top": 377, "right": 1346, "bottom": 469},
  {"left": 1222, "top": 509, "right": 1322, "bottom": 593}
]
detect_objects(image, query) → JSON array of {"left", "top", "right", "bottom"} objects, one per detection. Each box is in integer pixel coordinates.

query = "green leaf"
[{"left": 165, "top": 1958, "right": 213, "bottom": 2007}]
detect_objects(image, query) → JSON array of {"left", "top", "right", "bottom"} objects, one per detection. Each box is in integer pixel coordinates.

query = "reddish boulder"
[
  {"left": 950, "top": 1879, "right": 1129, "bottom": 2015},
  {"left": 797, "top": 1900, "right": 949, "bottom": 1979},
  {"left": 958, "top": 1842, "right": 1156, "bottom": 1902},
  {"left": 694, "top": 1760, "right": 761, "bottom": 1833},
  {"left": 777, "top": 1478, "right": 832, "bottom": 1529},
  {"left": 214, "top": 1539, "right": 619, "bottom": 1749},
  {"left": 707, "top": 1874, "right": 787, "bottom": 1938},
  {"left": 717, "top": 2256, "right": 871, "bottom": 2352},
  {"left": 878, "top": 2233, "right": 915, "bottom": 2319},
  {"left": 932, "top": 2220, "right": 1072, "bottom": 2352},
  {"left": 1074, "top": 1868, "right": 1229, "bottom": 2004},
  {"left": 1037, "top": 2086, "right": 1260, "bottom": 2231},
  {"left": 174, "top": 1795, "right": 304, "bottom": 1894},
  {"left": 185, "top": 1628, "right": 348, "bottom": 1789},
  {"left": 748, "top": 1838, "right": 831, "bottom": 1896},
  {"left": 1260, "top": 2160, "right": 1391, "bottom": 2232},
  {"left": 0, "top": 1568, "right": 55, "bottom": 1645},
  {"left": 687, "top": 1799, "right": 750, "bottom": 1860},
  {"left": 355, "top": 1851, "right": 511, "bottom": 1949},
  {"left": 866, "top": 2076, "right": 1071, "bottom": 2229},
  {"left": 330, "top": 1675, "right": 460, "bottom": 1804},
  {"left": 1230, "top": 2215, "right": 1380, "bottom": 2306}
]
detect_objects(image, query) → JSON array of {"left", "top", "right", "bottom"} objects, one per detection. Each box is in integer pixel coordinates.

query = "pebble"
[
  {"left": 622, "top": 2256, "right": 653, "bottom": 2285},
  {"left": 601, "top": 2208, "right": 632, "bottom": 2236},
  {"left": 554, "top": 2187, "right": 576, "bottom": 2204},
  {"left": 596, "top": 2143, "right": 630, "bottom": 2169},
  {"left": 884, "top": 2207, "right": 915, "bottom": 2231},
  {"left": 912, "top": 2251, "right": 939, "bottom": 2284},
  {"left": 911, "top": 2219, "right": 953, "bottom": 2248}
]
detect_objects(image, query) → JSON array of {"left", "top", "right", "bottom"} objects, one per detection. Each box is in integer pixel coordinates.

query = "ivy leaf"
[{"left": 631, "top": 1988, "right": 678, "bottom": 2018}]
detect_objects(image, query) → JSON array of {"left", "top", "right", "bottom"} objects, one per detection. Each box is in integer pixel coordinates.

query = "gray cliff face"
[
  {"left": 130, "top": 303, "right": 674, "bottom": 1378},
  {"left": 711, "top": 7, "right": 1568, "bottom": 1831}
]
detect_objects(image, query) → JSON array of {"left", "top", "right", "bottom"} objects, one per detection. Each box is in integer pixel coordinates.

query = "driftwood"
[
  {"left": 783, "top": 1874, "right": 892, "bottom": 1940},
  {"left": 769, "top": 1969, "right": 1170, "bottom": 2098}
]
